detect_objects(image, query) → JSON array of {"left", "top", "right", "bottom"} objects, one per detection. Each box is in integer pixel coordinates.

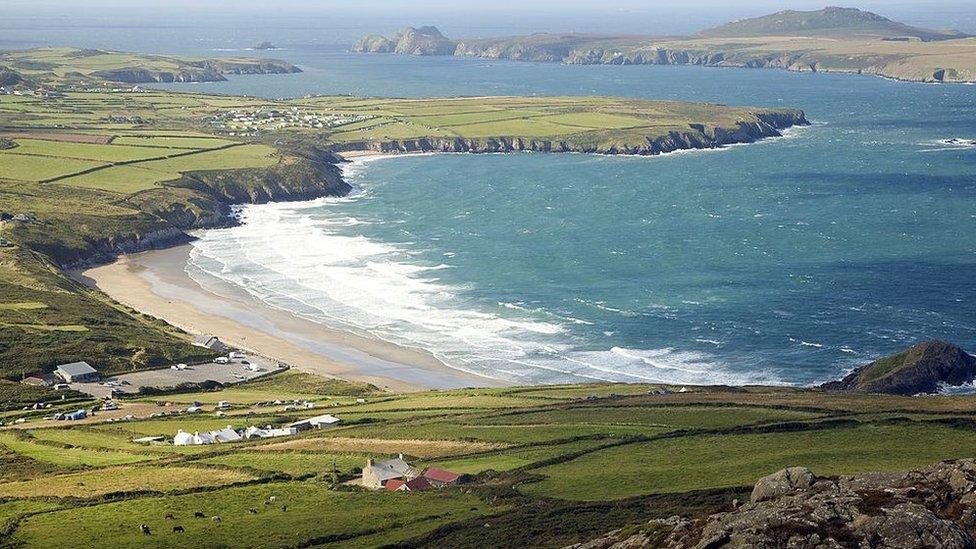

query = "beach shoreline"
[{"left": 73, "top": 244, "right": 507, "bottom": 393}]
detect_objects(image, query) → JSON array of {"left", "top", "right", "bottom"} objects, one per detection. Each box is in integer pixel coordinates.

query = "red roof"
[
  {"left": 403, "top": 477, "right": 432, "bottom": 491},
  {"left": 384, "top": 479, "right": 405, "bottom": 491},
  {"left": 423, "top": 467, "right": 461, "bottom": 483}
]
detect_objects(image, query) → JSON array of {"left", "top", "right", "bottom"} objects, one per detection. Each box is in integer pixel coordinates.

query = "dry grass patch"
[
  {"left": 0, "top": 465, "right": 255, "bottom": 498},
  {"left": 253, "top": 436, "right": 509, "bottom": 458}
]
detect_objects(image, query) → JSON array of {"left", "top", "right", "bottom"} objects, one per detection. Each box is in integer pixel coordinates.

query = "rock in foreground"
[
  {"left": 821, "top": 340, "right": 976, "bottom": 395},
  {"left": 569, "top": 460, "right": 976, "bottom": 548}
]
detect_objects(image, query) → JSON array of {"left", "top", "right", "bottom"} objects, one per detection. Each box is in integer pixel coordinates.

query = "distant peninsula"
[
  {"left": 353, "top": 7, "right": 976, "bottom": 83},
  {"left": 0, "top": 47, "right": 300, "bottom": 86}
]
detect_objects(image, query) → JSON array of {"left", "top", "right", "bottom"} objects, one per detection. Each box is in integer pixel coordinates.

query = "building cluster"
[
  {"left": 361, "top": 454, "right": 462, "bottom": 492},
  {"left": 172, "top": 413, "right": 341, "bottom": 446},
  {"left": 208, "top": 106, "right": 372, "bottom": 133}
]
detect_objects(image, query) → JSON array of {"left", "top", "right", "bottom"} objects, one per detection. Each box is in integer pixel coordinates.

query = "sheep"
[
  {"left": 172, "top": 526, "right": 185, "bottom": 533},
  {"left": 140, "top": 524, "right": 151, "bottom": 535}
]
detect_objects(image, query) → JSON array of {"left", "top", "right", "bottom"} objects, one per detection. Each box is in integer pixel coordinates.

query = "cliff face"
[
  {"left": 570, "top": 460, "right": 976, "bottom": 548},
  {"left": 90, "top": 59, "right": 300, "bottom": 84},
  {"left": 821, "top": 340, "right": 976, "bottom": 395},
  {"left": 333, "top": 110, "right": 807, "bottom": 157},
  {"left": 46, "top": 150, "right": 350, "bottom": 269}
]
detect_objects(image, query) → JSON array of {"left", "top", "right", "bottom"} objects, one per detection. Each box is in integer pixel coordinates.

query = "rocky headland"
[{"left": 821, "top": 340, "right": 976, "bottom": 396}]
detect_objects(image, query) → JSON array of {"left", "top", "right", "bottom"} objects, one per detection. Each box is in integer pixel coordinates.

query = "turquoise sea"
[
  {"left": 7, "top": 21, "right": 975, "bottom": 385},
  {"left": 178, "top": 53, "right": 976, "bottom": 386}
]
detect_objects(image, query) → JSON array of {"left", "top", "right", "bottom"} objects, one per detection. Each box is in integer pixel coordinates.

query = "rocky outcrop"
[
  {"left": 569, "top": 460, "right": 976, "bottom": 548},
  {"left": 821, "top": 340, "right": 976, "bottom": 395},
  {"left": 352, "top": 26, "right": 457, "bottom": 56},
  {"left": 333, "top": 111, "right": 807, "bottom": 157}
]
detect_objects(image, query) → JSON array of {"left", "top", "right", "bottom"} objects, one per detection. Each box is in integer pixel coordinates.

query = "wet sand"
[{"left": 74, "top": 245, "right": 506, "bottom": 393}]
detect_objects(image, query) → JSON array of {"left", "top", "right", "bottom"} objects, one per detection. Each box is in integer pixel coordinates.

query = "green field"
[
  {"left": 0, "top": 432, "right": 155, "bottom": 467},
  {"left": 10, "top": 482, "right": 497, "bottom": 549},
  {"left": 520, "top": 422, "right": 976, "bottom": 500},
  {"left": 4, "top": 375, "right": 976, "bottom": 547}
]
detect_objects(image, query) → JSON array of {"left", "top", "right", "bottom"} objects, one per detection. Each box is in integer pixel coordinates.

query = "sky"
[{"left": 2, "top": 1, "right": 974, "bottom": 46}]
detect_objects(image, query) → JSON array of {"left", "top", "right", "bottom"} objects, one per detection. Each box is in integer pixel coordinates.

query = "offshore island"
[{"left": 3, "top": 8, "right": 976, "bottom": 547}]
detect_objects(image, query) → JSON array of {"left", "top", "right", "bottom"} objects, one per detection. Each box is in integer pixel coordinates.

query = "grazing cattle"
[
  {"left": 248, "top": 508, "right": 258, "bottom": 515},
  {"left": 173, "top": 526, "right": 185, "bottom": 533},
  {"left": 281, "top": 505, "right": 287, "bottom": 512},
  {"left": 212, "top": 516, "right": 222, "bottom": 523},
  {"left": 269, "top": 496, "right": 276, "bottom": 502},
  {"left": 140, "top": 524, "right": 151, "bottom": 535},
  {"left": 194, "top": 512, "right": 205, "bottom": 518},
  {"left": 165, "top": 513, "right": 175, "bottom": 520}
]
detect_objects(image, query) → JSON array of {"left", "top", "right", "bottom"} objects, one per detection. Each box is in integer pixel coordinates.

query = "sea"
[{"left": 6, "top": 8, "right": 976, "bottom": 386}]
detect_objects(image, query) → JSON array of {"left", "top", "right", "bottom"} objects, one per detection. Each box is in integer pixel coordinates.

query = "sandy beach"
[{"left": 74, "top": 245, "right": 505, "bottom": 393}]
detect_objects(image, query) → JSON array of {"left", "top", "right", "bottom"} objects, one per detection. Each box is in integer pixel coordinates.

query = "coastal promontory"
[{"left": 352, "top": 7, "right": 976, "bottom": 83}]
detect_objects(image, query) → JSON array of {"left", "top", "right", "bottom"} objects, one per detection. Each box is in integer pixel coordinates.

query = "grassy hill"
[
  {"left": 699, "top": 6, "right": 967, "bottom": 41},
  {"left": 3, "top": 373, "right": 976, "bottom": 547}
]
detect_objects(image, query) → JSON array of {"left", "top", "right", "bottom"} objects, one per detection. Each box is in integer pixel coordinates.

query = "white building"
[
  {"left": 243, "top": 425, "right": 297, "bottom": 439},
  {"left": 289, "top": 414, "right": 341, "bottom": 432},
  {"left": 173, "top": 426, "right": 241, "bottom": 446}
]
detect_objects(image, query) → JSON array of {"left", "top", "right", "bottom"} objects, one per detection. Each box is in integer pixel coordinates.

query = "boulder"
[{"left": 750, "top": 466, "right": 815, "bottom": 503}]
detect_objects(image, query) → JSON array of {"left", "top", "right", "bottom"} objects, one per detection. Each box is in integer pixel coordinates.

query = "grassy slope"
[{"left": 3, "top": 377, "right": 976, "bottom": 547}]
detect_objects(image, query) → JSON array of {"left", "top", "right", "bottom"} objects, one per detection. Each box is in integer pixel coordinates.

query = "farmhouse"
[
  {"left": 361, "top": 454, "right": 420, "bottom": 489},
  {"left": 55, "top": 361, "right": 99, "bottom": 383},
  {"left": 289, "top": 413, "right": 341, "bottom": 432}
]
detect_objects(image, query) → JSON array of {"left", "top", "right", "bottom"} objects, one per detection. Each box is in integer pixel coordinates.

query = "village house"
[
  {"left": 288, "top": 413, "right": 341, "bottom": 432},
  {"left": 361, "top": 454, "right": 420, "bottom": 489},
  {"left": 55, "top": 361, "right": 100, "bottom": 383}
]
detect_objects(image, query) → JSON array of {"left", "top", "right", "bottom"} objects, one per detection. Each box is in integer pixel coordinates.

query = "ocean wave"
[{"left": 186, "top": 196, "right": 771, "bottom": 386}]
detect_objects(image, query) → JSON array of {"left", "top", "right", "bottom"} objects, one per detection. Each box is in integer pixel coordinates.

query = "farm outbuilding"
[{"left": 55, "top": 361, "right": 99, "bottom": 383}]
